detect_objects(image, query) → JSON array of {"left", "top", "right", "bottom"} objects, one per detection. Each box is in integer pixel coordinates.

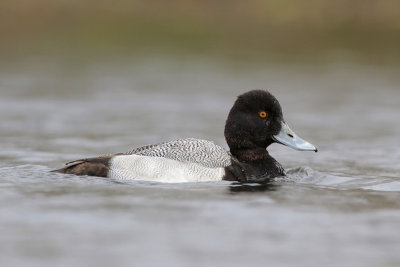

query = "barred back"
[{"left": 126, "top": 138, "right": 232, "bottom": 168}]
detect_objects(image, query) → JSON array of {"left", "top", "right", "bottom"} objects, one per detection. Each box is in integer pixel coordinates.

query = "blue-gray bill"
[{"left": 272, "top": 121, "right": 318, "bottom": 152}]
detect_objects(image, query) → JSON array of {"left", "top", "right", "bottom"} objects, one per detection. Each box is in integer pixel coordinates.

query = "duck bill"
[{"left": 272, "top": 121, "right": 318, "bottom": 152}]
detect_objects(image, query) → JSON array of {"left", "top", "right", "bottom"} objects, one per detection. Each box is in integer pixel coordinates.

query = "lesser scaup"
[{"left": 52, "top": 90, "right": 317, "bottom": 183}]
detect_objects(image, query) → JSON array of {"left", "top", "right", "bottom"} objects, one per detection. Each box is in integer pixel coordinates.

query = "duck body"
[
  {"left": 107, "top": 138, "right": 232, "bottom": 182},
  {"left": 53, "top": 90, "right": 316, "bottom": 183}
]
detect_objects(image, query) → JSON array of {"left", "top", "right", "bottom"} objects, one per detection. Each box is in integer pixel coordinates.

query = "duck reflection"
[{"left": 229, "top": 181, "right": 279, "bottom": 193}]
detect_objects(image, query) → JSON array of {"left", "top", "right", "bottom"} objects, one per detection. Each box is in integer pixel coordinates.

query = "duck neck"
[
  {"left": 229, "top": 147, "right": 285, "bottom": 182},
  {"left": 232, "top": 147, "right": 270, "bottom": 162}
]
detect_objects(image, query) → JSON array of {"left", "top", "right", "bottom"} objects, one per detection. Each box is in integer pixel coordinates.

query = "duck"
[{"left": 52, "top": 90, "right": 317, "bottom": 183}]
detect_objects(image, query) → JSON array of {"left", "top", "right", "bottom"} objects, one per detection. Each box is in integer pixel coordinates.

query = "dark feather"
[{"left": 51, "top": 155, "right": 117, "bottom": 177}]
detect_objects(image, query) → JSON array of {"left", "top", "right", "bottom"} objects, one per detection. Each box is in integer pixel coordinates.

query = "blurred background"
[
  {"left": 1, "top": 0, "right": 400, "bottom": 65},
  {"left": 1, "top": 0, "right": 400, "bottom": 97},
  {"left": 1, "top": 0, "right": 400, "bottom": 67}
]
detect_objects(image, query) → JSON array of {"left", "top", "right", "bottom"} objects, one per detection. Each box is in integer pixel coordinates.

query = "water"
[{"left": 1, "top": 59, "right": 400, "bottom": 267}]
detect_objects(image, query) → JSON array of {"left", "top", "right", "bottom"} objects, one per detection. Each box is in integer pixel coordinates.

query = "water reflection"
[{"left": 228, "top": 182, "right": 279, "bottom": 194}]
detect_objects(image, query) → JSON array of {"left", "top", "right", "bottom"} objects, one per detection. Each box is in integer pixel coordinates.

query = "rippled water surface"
[{"left": 1, "top": 60, "right": 400, "bottom": 267}]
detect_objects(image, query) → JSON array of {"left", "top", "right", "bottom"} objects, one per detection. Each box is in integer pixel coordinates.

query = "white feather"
[{"left": 108, "top": 155, "right": 226, "bottom": 183}]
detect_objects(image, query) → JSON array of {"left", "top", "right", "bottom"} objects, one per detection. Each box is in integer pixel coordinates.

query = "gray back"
[{"left": 126, "top": 138, "right": 232, "bottom": 168}]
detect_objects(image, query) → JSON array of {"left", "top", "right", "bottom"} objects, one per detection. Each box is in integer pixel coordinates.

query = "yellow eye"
[{"left": 259, "top": 111, "right": 267, "bottom": 118}]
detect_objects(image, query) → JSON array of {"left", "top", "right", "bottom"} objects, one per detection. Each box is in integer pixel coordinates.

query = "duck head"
[{"left": 224, "top": 90, "right": 317, "bottom": 157}]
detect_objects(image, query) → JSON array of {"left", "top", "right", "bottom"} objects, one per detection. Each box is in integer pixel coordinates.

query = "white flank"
[{"left": 108, "top": 155, "right": 226, "bottom": 183}]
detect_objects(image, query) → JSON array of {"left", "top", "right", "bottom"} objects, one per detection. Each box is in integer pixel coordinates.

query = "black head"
[
  {"left": 224, "top": 90, "right": 283, "bottom": 153},
  {"left": 223, "top": 89, "right": 317, "bottom": 182}
]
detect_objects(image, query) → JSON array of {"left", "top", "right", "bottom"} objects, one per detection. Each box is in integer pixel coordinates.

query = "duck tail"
[{"left": 51, "top": 156, "right": 113, "bottom": 178}]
